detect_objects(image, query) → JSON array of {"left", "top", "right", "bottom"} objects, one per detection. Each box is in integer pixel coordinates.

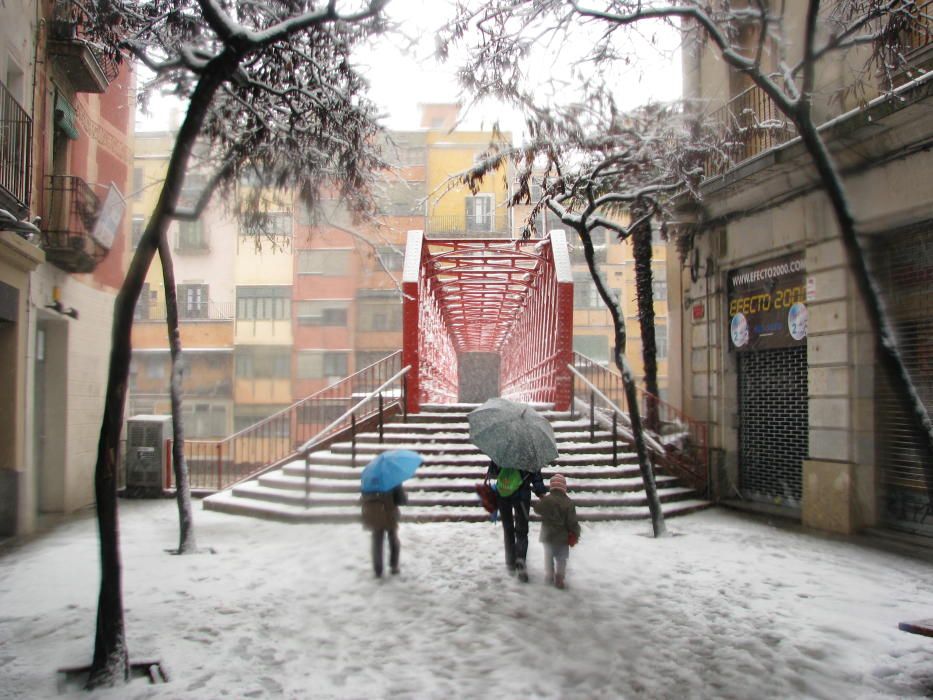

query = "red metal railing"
[
  {"left": 500, "top": 231, "right": 574, "bottom": 409},
  {"left": 403, "top": 231, "right": 459, "bottom": 411},
  {"left": 169, "top": 352, "right": 405, "bottom": 490},
  {"left": 570, "top": 352, "right": 709, "bottom": 494}
]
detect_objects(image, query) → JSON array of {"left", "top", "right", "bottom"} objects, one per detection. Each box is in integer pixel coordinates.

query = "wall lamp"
[{"left": 45, "top": 286, "right": 79, "bottom": 320}]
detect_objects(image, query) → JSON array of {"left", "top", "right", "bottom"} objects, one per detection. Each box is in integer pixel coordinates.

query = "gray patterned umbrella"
[{"left": 467, "top": 398, "right": 558, "bottom": 472}]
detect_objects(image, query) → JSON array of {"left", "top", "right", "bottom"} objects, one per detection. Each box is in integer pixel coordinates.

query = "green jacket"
[{"left": 532, "top": 489, "right": 581, "bottom": 545}]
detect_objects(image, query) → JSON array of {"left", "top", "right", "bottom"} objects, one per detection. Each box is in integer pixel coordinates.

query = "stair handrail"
[
  {"left": 298, "top": 364, "right": 411, "bottom": 457},
  {"left": 170, "top": 352, "right": 404, "bottom": 492},
  {"left": 568, "top": 354, "right": 709, "bottom": 495}
]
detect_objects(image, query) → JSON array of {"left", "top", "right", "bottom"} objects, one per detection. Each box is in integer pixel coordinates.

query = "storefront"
[{"left": 728, "top": 253, "right": 809, "bottom": 508}]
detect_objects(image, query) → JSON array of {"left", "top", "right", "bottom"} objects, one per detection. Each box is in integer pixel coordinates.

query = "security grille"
[
  {"left": 869, "top": 223, "right": 933, "bottom": 535},
  {"left": 738, "top": 346, "right": 808, "bottom": 506}
]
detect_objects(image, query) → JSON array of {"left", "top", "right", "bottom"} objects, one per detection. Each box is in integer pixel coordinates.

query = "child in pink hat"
[{"left": 532, "top": 473, "right": 581, "bottom": 589}]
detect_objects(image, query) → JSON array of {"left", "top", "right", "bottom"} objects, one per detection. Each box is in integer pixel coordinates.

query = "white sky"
[
  {"left": 3, "top": 499, "right": 933, "bottom": 698},
  {"left": 136, "top": 0, "right": 683, "bottom": 139}
]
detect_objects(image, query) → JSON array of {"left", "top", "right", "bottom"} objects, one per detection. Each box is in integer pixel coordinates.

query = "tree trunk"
[
  {"left": 87, "top": 52, "right": 239, "bottom": 688},
  {"left": 572, "top": 221, "right": 667, "bottom": 536},
  {"left": 632, "top": 207, "right": 660, "bottom": 431},
  {"left": 158, "top": 239, "right": 197, "bottom": 554}
]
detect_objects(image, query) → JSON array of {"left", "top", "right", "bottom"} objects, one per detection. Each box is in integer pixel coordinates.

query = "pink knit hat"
[{"left": 550, "top": 474, "right": 567, "bottom": 492}]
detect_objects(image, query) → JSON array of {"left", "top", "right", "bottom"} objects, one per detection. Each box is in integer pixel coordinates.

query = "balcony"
[
  {"left": 47, "top": 0, "right": 119, "bottom": 93},
  {"left": 425, "top": 212, "right": 511, "bottom": 238},
  {"left": 41, "top": 175, "right": 105, "bottom": 273},
  {"left": 0, "top": 82, "right": 32, "bottom": 217},
  {"left": 135, "top": 299, "right": 234, "bottom": 323},
  {"left": 703, "top": 84, "right": 796, "bottom": 178}
]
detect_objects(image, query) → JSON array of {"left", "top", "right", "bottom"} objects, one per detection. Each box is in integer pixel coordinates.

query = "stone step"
[
  {"left": 326, "top": 440, "right": 632, "bottom": 457},
  {"left": 302, "top": 450, "right": 640, "bottom": 470},
  {"left": 203, "top": 490, "right": 712, "bottom": 524},
  {"left": 402, "top": 409, "right": 573, "bottom": 424},
  {"left": 202, "top": 401, "right": 709, "bottom": 526},
  {"left": 258, "top": 471, "right": 682, "bottom": 494},
  {"left": 287, "top": 460, "right": 651, "bottom": 481},
  {"left": 231, "top": 481, "right": 697, "bottom": 510},
  {"left": 356, "top": 427, "right": 615, "bottom": 443}
]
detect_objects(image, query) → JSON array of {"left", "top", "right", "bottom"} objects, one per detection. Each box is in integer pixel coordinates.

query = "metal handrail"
[
  {"left": 566, "top": 363, "right": 666, "bottom": 457},
  {"left": 299, "top": 364, "right": 410, "bottom": 456},
  {"left": 569, "top": 352, "right": 709, "bottom": 495},
  {"left": 171, "top": 352, "right": 404, "bottom": 492}
]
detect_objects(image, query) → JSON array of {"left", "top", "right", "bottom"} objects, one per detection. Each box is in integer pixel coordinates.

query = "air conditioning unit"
[{"left": 125, "top": 414, "right": 172, "bottom": 497}]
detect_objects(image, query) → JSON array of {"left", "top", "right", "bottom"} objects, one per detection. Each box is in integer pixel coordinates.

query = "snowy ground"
[{"left": 3, "top": 501, "right": 933, "bottom": 699}]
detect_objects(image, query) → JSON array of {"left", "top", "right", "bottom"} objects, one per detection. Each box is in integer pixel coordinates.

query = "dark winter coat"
[
  {"left": 532, "top": 489, "right": 581, "bottom": 545},
  {"left": 361, "top": 485, "right": 407, "bottom": 531},
  {"left": 485, "top": 461, "right": 547, "bottom": 501}
]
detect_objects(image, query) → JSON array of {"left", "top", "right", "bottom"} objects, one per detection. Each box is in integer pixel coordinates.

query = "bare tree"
[
  {"left": 446, "top": 0, "right": 933, "bottom": 521},
  {"left": 79, "top": 0, "right": 389, "bottom": 687}
]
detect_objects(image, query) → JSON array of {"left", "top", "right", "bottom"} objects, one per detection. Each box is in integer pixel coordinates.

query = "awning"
[{"left": 54, "top": 93, "right": 79, "bottom": 140}]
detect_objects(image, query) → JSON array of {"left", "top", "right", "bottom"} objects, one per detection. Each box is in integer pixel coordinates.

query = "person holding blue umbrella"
[{"left": 360, "top": 450, "right": 422, "bottom": 578}]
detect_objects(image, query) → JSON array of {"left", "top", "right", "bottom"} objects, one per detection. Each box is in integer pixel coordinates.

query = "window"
[
  {"left": 357, "top": 300, "right": 402, "bottom": 331},
  {"left": 179, "top": 172, "right": 207, "bottom": 208},
  {"left": 356, "top": 350, "right": 393, "bottom": 369},
  {"left": 652, "top": 270, "right": 668, "bottom": 301},
  {"left": 239, "top": 212, "right": 292, "bottom": 241},
  {"left": 574, "top": 335, "right": 610, "bottom": 364},
  {"left": 131, "top": 216, "right": 145, "bottom": 248},
  {"left": 234, "top": 405, "right": 288, "bottom": 434},
  {"left": 377, "top": 181, "right": 420, "bottom": 216},
  {"left": 132, "top": 167, "right": 143, "bottom": 200},
  {"left": 235, "top": 347, "right": 290, "bottom": 379},
  {"left": 297, "top": 249, "right": 352, "bottom": 275},
  {"left": 135, "top": 282, "right": 151, "bottom": 320},
  {"left": 655, "top": 324, "right": 668, "bottom": 360},
  {"left": 465, "top": 194, "right": 494, "bottom": 232},
  {"left": 177, "top": 220, "right": 207, "bottom": 251},
  {"left": 571, "top": 229, "right": 608, "bottom": 265},
  {"left": 144, "top": 355, "right": 167, "bottom": 379},
  {"left": 376, "top": 246, "right": 404, "bottom": 272},
  {"left": 297, "top": 351, "right": 350, "bottom": 379},
  {"left": 179, "top": 284, "right": 209, "bottom": 319},
  {"left": 573, "top": 272, "right": 603, "bottom": 309},
  {"left": 295, "top": 300, "right": 349, "bottom": 326},
  {"left": 236, "top": 286, "right": 290, "bottom": 320},
  {"left": 183, "top": 403, "right": 227, "bottom": 438}
]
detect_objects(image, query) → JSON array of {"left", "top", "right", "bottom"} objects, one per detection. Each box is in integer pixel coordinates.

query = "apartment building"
[
  {"left": 0, "top": 0, "right": 133, "bottom": 534},
  {"left": 669, "top": 3, "right": 933, "bottom": 536}
]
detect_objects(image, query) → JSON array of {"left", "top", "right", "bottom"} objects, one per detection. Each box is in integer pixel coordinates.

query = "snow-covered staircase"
[{"left": 203, "top": 402, "right": 711, "bottom": 523}]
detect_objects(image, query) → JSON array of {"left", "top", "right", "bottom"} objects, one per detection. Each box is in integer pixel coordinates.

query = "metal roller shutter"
[
  {"left": 870, "top": 223, "right": 933, "bottom": 534},
  {"left": 738, "top": 346, "right": 808, "bottom": 506}
]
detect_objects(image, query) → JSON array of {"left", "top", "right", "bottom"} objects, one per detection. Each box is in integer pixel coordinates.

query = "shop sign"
[{"left": 727, "top": 253, "right": 806, "bottom": 352}]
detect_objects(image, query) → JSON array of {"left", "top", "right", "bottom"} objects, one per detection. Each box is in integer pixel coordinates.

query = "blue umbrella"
[{"left": 360, "top": 450, "right": 423, "bottom": 493}]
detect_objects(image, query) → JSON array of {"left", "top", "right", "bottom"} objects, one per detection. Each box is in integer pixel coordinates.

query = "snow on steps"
[{"left": 203, "top": 402, "right": 711, "bottom": 524}]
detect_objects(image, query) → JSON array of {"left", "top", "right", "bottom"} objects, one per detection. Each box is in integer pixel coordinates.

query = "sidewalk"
[{"left": 2, "top": 499, "right": 933, "bottom": 699}]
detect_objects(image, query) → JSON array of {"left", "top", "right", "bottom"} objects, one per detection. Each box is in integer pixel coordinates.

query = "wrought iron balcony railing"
[
  {"left": 703, "top": 84, "right": 796, "bottom": 178},
  {"left": 41, "top": 174, "right": 104, "bottom": 273},
  {"left": 134, "top": 299, "right": 235, "bottom": 322},
  {"left": 0, "top": 82, "right": 32, "bottom": 217},
  {"left": 47, "top": 0, "right": 119, "bottom": 93},
  {"left": 425, "top": 212, "right": 511, "bottom": 238}
]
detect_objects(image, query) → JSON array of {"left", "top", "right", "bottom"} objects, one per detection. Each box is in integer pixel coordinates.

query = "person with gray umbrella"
[
  {"left": 485, "top": 459, "right": 548, "bottom": 581},
  {"left": 469, "top": 398, "right": 559, "bottom": 583}
]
